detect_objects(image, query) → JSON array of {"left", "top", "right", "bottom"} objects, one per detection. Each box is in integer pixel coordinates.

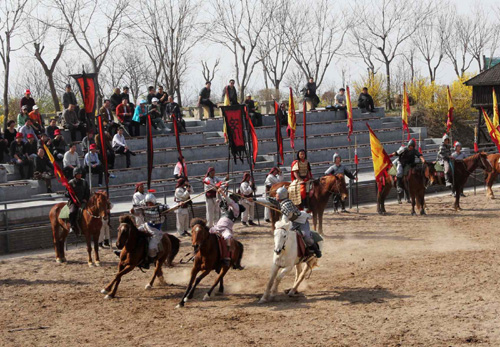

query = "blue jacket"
[{"left": 133, "top": 105, "right": 147, "bottom": 123}]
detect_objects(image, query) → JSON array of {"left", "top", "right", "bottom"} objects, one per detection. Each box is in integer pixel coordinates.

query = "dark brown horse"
[
  {"left": 406, "top": 162, "right": 437, "bottom": 215},
  {"left": 451, "top": 152, "right": 492, "bottom": 210},
  {"left": 101, "top": 215, "right": 180, "bottom": 299},
  {"left": 269, "top": 174, "right": 348, "bottom": 234},
  {"left": 485, "top": 153, "right": 500, "bottom": 199},
  {"left": 49, "top": 191, "right": 109, "bottom": 266},
  {"left": 176, "top": 218, "right": 244, "bottom": 308},
  {"left": 376, "top": 175, "right": 395, "bottom": 215}
]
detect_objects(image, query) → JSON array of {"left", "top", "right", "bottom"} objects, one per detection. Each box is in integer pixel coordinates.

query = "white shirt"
[
  {"left": 240, "top": 181, "right": 254, "bottom": 196},
  {"left": 112, "top": 133, "right": 126, "bottom": 148},
  {"left": 63, "top": 151, "right": 81, "bottom": 168},
  {"left": 174, "top": 162, "right": 187, "bottom": 176},
  {"left": 175, "top": 186, "right": 193, "bottom": 203},
  {"left": 133, "top": 191, "right": 145, "bottom": 206},
  {"left": 265, "top": 173, "right": 283, "bottom": 187},
  {"left": 203, "top": 175, "right": 224, "bottom": 192}
]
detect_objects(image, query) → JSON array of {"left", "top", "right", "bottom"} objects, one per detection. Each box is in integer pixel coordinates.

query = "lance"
[{"left": 229, "top": 191, "right": 281, "bottom": 213}]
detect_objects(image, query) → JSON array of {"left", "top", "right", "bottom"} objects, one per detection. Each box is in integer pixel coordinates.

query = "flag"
[
  {"left": 287, "top": 87, "right": 296, "bottom": 149},
  {"left": 346, "top": 86, "right": 353, "bottom": 141},
  {"left": 244, "top": 106, "right": 259, "bottom": 167},
  {"left": 274, "top": 100, "right": 284, "bottom": 165},
  {"left": 222, "top": 86, "right": 231, "bottom": 143},
  {"left": 402, "top": 82, "right": 411, "bottom": 140},
  {"left": 482, "top": 107, "right": 500, "bottom": 152},
  {"left": 221, "top": 105, "right": 246, "bottom": 163},
  {"left": 303, "top": 100, "right": 307, "bottom": 152},
  {"left": 70, "top": 70, "right": 98, "bottom": 116},
  {"left": 493, "top": 87, "right": 499, "bottom": 130},
  {"left": 146, "top": 114, "right": 154, "bottom": 189},
  {"left": 354, "top": 139, "right": 359, "bottom": 165},
  {"left": 367, "top": 123, "right": 393, "bottom": 190},
  {"left": 474, "top": 126, "right": 479, "bottom": 153},
  {"left": 171, "top": 114, "right": 187, "bottom": 178},
  {"left": 97, "top": 115, "right": 109, "bottom": 188},
  {"left": 43, "top": 143, "right": 78, "bottom": 205},
  {"left": 445, "top": 86, "right": 454, "bottom": 133}
]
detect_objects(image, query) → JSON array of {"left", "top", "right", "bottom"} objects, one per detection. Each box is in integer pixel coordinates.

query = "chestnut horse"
[
  {"left": 376, "top": 175, "right": 394, "bottom": 215},
  {"left": 100, "top": 215, "right": 180, "bottom": 299},
  {"left": 176, "top": 218, "right": 244, "bottom": 308},
  {"left": 269, "top": 174, "right": 348, "bottom": 235},
  {"left": 49, "top": 191, "right": 109, "bottom": 266},
  {"left": 405, "top": 162, "right": 437, "bottom": 215},
  {"left": 485, "top": 153, "right": 500, "bottom": 199}
]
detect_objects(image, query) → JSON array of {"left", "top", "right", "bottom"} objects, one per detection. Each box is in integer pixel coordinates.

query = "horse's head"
[
  {"left": 273, "top": 219, "right": 291, "bottom": 255},
  {"left": 190, "top": 218, "right": 209, "bottom": 253},
  {"left": 319, "top": 174, "right": 348, "bottom": 201},
  {"left": 424, "top": 161, "right": 437, "bottom": 186},
  {"left": 91, "top": 191, "right": 109, "bottom": 218},
  {"left": 479, "top": 152, "right": 493, "bottom": 173},
  {"left": 116, "top": 215, "right": 136, "bottom": 250}
]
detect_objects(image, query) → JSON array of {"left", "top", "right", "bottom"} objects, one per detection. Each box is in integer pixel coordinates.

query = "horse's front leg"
[
  {"left": 312, "top": 211, "right": 317, "bottom": 233},
  {"left": 93, "top": 233, "right": 101, "bottom": 266},
  {"left": 85, "top": 233, "right": 93, "bottom": 267},
  {"left": 259, "top": 263, "right": 279, "bottom": 303},
  {"left": 318, "top": 207, "right": 325, "bottom": 235},
  {"left": 177, "top": 265, "right": 199, "bottom": 308},
  {"left": 204, "top": 266, "right": 230, "bottom": 301},
  {"left": 186, "top": 269, "right": 211, "bottom": 300},
  {"left": 271, "top": 266, "right": 293, "bottom": 297},
  {"left": 454, "top": 192, "right": 462, "bottom": 211},
  {"left": 102, "top": 263, "right": 134, "bottom": 299}
]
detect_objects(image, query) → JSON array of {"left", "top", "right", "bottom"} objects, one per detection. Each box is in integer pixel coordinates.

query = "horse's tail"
[{"left": 166, "top": 234, "right": 180, "bottom": 266}]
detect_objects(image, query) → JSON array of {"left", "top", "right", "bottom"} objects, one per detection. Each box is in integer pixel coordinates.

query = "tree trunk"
[
  {"left": 176, "top": 85, "right": 182, "bottom": 107},
  {"left": 385, "top": 61, "right": 391, "bottom": 110},
  {"left": 47, "top": 76, "right": 61, "bottom": 112},
  {"left": 3, "top": 63, "right": 9, "bottom": 129}
]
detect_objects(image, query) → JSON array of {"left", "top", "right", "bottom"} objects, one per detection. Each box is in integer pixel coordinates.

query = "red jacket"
[{"left": 115, "top": 104, "right": 132, "bottom": 123}]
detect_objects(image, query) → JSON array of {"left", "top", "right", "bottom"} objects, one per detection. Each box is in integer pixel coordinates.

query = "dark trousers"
[
  {"left": 99, "top": 150, "right": 115, "bottom": 169},
  {"left": 0, "top": 140, "right": 7, "bottom": 163},
  {"left": 359, "top": 100, "right": 375, "bottom": 112},
  {"left": 85, "top": 164, "right": 103, "bottom": 184},
  {"left": 250, "top": 112, "right": 263, "bottom": 127},
  {"left": 114, "top": 145, "right": 132, "bottom": 168},
  {"left": 106, "top": 122, "right": 120, "bottom": 137},
  {"left": 121, "top": 121, "right": 135, "bottom": 137},
  {"left": 200, "top": 99, "right": 216, "bottom": 118},
  {"left": 68, "top": 123, "right": 86, "bottom": 142},
  {"left": 13, "top": 158, "right": 33, "bottom": 179},
  {"left": 69, "top": 203, "right": 79, "bottom": 230},
  {"left": 131, "top": 121, "right": 141, "bottom": 136}
]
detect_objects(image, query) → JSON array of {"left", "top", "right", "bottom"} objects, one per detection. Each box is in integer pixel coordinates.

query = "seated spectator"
[
  {"left": 37, "top": 133, "right": 52, "bottom": 150},
  {"left": 120, "top": 86, "right": 134, "bottom": 109},
  {"left": 304, "top": 77, "right": 320, "bottom": 109},
  {"left": 63, "top": 143, "right": 81, "bottom": 179},
  {"left": 198, "top": 81, "right": 216, "bottom": 118},
  {"left": 95, "top": 131, "right": 115, "bottom": 169},
  {"left": 25, "top": 133, "right": 38, "bottom": 159},
  {"left": 334, "top": 88, "right": 347, "bottom": 112},
  {"left": 156, "top": 86, "right": 168, "bottom": 117},
  {"left": 0, "top": 129, "right": 8, "bottom": 163},
  {"left": 112, "top": 127, "right": 135, "bottom": 168},
  {"left": 20, "top": 89, "right": 36, "bottom": 113},
  {"left": 174, "top": 156, "right": 188, "bottom": 179},
  {"left": 33, "top": 147, "right": 54, "bottom": 193},
  {"left": 279, "top": 102, "right": 288, "bottom": 126},
  {"left": 62, "top": 84, "right": 79, "bottom": 114},
  {"left": 46, "top": 119, "right": 58, "bottom": 139},
  {"left": 116, "top": 98, "right": 134, "bottom": 135},
  {"left": 110, "top": 87, "right": 122, "bottom": 111},
  {"left": 17, "top": 106, "right": 29, "bottom": 130},
  {"left": 29, "top": 105, "right": 44, "bottom": 134},
  {"left": 244, "top": 94, "right": 263, "bottom": 127},
  {"left": 222, "top": 79, "right": 238, "bottom": 105},
  {"left": 63, "top": 104, "right": 85, "bottom": 141},
  {"left": 99, "top": 99, "right": 119, "bottom": 136},
  {"left": 52, "top": 129, "right": 67, "bottom": 161},
  {"left": 4, "top": 120, "right": 17, "bottom": 146},
  {"left": 166, "top": 96, "right": 186, "bottom": 132},
  {"left": 81, "top": 128, "right": 95, "bottom": 154},
  {"left": 84, "top": 144, "right": 103, "bottom": 187},
  {"left": 19, "top": 118, "right": 36, "bottom": 143},
  {"left": 10, "top": 133, "right": 33, "bottom": 179},
  {"left": 149, "top": 98, "right": 169, "bottom": 132},
  {"left": 132, "top": 100, "right": 148, "bottom": 136},
  {"left": 358, "top": 87, "right": 375, "bottom": 113},
  {"left": 146, "top": 86, "right": 156, "bottom": 104}
]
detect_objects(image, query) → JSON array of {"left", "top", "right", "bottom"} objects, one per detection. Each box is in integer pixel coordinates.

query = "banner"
[
  {"left": 146, "top": 114, "right": 154, "bottom": 189},
  {"left": 71, "top": 70, "right": 98, "bottom": 115},
  {"left": 402, "top": 82, "right": 411, "bottom": 141},
  {"left": 346, "top": 86, "right": 353, "bottom": 141},
  {"left": 446, "top": 86, "right": 454, "bottom": 133},
  {"left": 244, "top": 106, "right": 259, "bottom": 167},
  {"left": 97, "top": 115, "right": 109, "bottom": 189},
  {"left": 482, "top": 107, "right": 500, "bottom": 152},
  {"left": 221, "top": 105, "right": 246, "bottom": 163},
  {"left": 43, "top": 143, "right": 79, "bottom": 205},
  {"left": 222, "top": 86, "right": 231, "bottom": 142},
  {"left": 274, "top": 101, "right": 284, "bottom": 165},
  {"left": 493, "top": 87, "right": 499, "bottom": 130},
  {"left": 367, "top": 123, "right": 393, "bottom": 190},
  {"left": 287, "top": 87, "right": 296, "bottom": 149}
]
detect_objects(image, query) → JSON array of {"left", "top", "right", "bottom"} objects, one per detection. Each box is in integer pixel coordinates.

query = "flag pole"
[
  {"left": 243, "top": 106, "right": 260, "bottom": 226},
  {"left": 355, "top": 135, "right": 359, "bottom": 213},
  {"left": 474, "top": 125, "right": 478, "bottom": 196},
  {"left": 303, "top": 100, "right": 307, "bottom": 154}
]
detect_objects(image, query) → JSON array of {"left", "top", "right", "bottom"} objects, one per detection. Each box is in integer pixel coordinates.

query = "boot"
[
  {"left": 248, "top": 220, "right": 257, "bottom": 226},
  {"left": 103, "top": 239, "right": 110, "bottom": 247},
  {"left": 308, "top": 243, "right": 322, "bottom": 258},
  {"left": 113, "top": 250, "right": 121, "bottom": 257}
]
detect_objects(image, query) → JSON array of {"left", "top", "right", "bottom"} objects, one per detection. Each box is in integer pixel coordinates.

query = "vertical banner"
[
  {"left": 446, "top": 86, "right": 454, "bottom": 133},
  {"left": 474, "top": 126, "right": 479, "bottom": 153},
  {"left": 287, "top": 87, "right": 296, "bottom": 149},
  {"left": 221, "top": 105, "right": 247, "bottom": 163},
  {"left": 274, "top": 101, "right": 284, "bottom": 165},
  {"left": 346, "top": 86, "right": 353, "bottom": 141},
  {"left": 303, "top": 100, "right": 307, "bottom": 154},
  {"left": 244, "top": 106, "right": 258, "bottom": 167},
  {"left": 70, "top": 70, "right": 98, "bottom": 116},
  {"left": 402, "top": 82, "right": 411, "bottom": 141},
  {"left": 97, "top": 115, "right": 109, "bottom": 191},
  {"left": 493, "top": 87, "right": 499, "bottom": 131},
  {"left": 482, "top": 107, "right": 500, "bottom": 152},
  {"left": 146, "top": 114, "right": 154, "bottom": 189}
]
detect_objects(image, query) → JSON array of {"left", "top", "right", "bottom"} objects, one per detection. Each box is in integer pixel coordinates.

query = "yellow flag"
[
  {"left": 401, "top": 82, "right": 410, "bottom": 139},
  {"left": 367, "top": 123, "right": 392, "bottom": 180},
  {"left": 482, "top": 107, "right": 500, "bottom": 152},
  {"left": 493, "top": 88, "right": 499, "bottom": 129},
  {"left": 222, "top": 86, "right": 230, "bottom": 142}
]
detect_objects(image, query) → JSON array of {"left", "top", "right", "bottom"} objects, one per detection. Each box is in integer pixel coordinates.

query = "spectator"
[
  {"left": 17, "top": 106, "right": 30, "bottom": 130},
  {"left": 120, "top": 86, "right": 133, "bottom": 107},
  {"left": 63, "top": 104, "right": 85, "bottom": 141},
  {"left": 149, "top": 98, "right": 169, "bottom": 132},
  {"left": 99, "top": 99, "right": 119, "bottom": 136},
  {"left": 46, "top": 119, "right": 58, "bottom": 139},
  {"left": 37, "top": 133, "right": 52, "bottom": 150},
  {"left": 81, "top": 128, "right": 95, "bottom": 154},
  {"left": 0, "top": 129, "right": 8, "bottom": 163},
  {"left": 62, "top": 84, "right": 78, "bottom": 112},
  {"left": 29, "top": 105, "right": 44, "bottom": 134},
  {"left": 279, "top": 101, "right": 288, "bottom": 127},
  {"left": 20, "top": 89, "right": 36, "bottom": 113},
  {"left": 334, "top": 88, "right": 347, "bottom": 113},
  {"left": 155, "top": 86, "right": 168, "bottom": 117},
  {"left": 112, "top": 127, "right": 135, "bottom": 168},
  {"left": 174, "top": 156, "right": 188, "bottom": 179},
  {"left": 110, "top": 87, "right": 122, "bottom": 111},
  {"left": 132, "top": 100, "right": 148, "bottom": 136},
  {"left": 84, "top": 144, "right": 104, "bottom": 186},
  {"left": 304, "top": 77, "right": 320, "bottom": 109},
  {"left": 146, "top": 86, "right": 156, "bottom": 105},
  {"left": 358, "top": 87, "right": 375, "bottom": 113},
  {"left": 222, "top": 79, "right": 238, "bottom": 105},
  {"left": 95, "top": 131, "right": 115, "bottom": 169},
  {"left": 198, "top": 81, "right": 216, "bottom": 118},
  {"left": 33, "top": 147, "right": 54, "bottom": 193},
  {"left": 98, "top": 208, "right": 112, "bottom": 248},
  {"left": 166, "top": 96, "right": 185, "bottom": 132},
  {"left": 52, "top": 129, "right": 67, "bottom": 161},
  {"left": 19, "top": 118, "right": 36, "bottom": 143},
  {"left": 174, "top": 178, "right": 193, "bottom": 237},
  {"left": 10, "top": 133, "right": 33, "bottom": 179},
  {"left": 63, "top": 143, "right": 81, "bottom": 179},
  {"left": 4, "top": 120, "right": 17, "bottom": 146},
  {"left": 244, "top": 94, "right": 263, "bottom": 127},
  {"left": 116, "top": 98, "right": 134, "bottom": 135},
  {"left": 25, "top": 133, "right": 38, "bottom": 159}
]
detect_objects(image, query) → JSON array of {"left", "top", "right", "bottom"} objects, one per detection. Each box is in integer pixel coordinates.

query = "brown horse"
[
  {"left": 405, "top": 162, "right": 437, "bottom": 215},
  {"left": 100, "top": 215, "right": 180, "bottom": 299},
  {"left": 376, "top": 175, "right": 394, "bottom": 215},
  {"left": 176, "top": 218, "right": 244, "bottom": 308},
  {"left": 451, "top": 152, "right": 492, "bottom": 210},
  {"left": 49, "top": 191, "right": 109, "bottom": 266},
  {"left": 269, "top": 174, "right": 348, "bottom": 235},
  {"left": 485, "top": 153, "right": 500, "bottom": 199}
]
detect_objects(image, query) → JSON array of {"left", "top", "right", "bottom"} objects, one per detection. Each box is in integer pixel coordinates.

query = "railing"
[{"left": 0, "top": 195, "right": 62, "bottom": 232}]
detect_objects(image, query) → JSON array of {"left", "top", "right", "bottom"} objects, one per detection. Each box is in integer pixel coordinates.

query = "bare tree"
[
  {"left": 402, "top": 45, "right": 418, "bottom": 84},
  {"left": 208, "top": 0, "right": 271, "bottom": 102},
  {"left": 467, "top": 7, "right": 493, "bottom": 72},
  {"left": 0, "top": 0, "right": 29, "bottom": 127},
  {"left": 444, "top": 14, "right": 475, "bottom": 78},
  {"left": 201, "top": 58, "right": 220, "bottom": 84},
  {"left": 122, "top": 49, "right": 154, "bottom": 104},
  {"left": 354, "top": 0, "right": 434, "bottom": 109},
  {"left": 351, "top": 28, "right": 379, "bottom": 77}
]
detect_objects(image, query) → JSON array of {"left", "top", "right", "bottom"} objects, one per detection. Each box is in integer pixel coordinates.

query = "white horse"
[{"left": 259, "top": 219, "right": 321, "bottom": 303}]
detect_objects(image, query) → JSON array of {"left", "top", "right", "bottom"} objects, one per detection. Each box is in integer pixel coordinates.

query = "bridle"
[
  {"left": 324, "top": 176, "right": 343, "bottom": 195},
  {"left": 274, "top": 227, "right": 288, "bottom": 254}
]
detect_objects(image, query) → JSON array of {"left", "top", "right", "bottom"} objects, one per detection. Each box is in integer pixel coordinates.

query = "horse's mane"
[
  {"left": 190, "top": 217, "right": 208, "bottom": 229},
  {"left": 119, "top": 214, "right": 136, "bottom": 226},
  {"left": 87, "top": 190, "right": 107, "bottom": 206}
]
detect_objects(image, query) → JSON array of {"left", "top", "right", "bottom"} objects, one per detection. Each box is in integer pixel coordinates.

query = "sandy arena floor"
[{"left": 1, "top": 188, "right": 500, "bottom": 346}]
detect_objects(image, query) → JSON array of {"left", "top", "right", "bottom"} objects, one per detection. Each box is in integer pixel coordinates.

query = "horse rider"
[
  {"left": 437, "top": 134, "right": 452, "bottom": 187},
  {"left": 68, "top": 167, "right": 90, "bottom": 236},
  {"left": 451, "top": 141, "right": 466, "bottom": 198},
  {"left": 267, "top": 186, "right": 321, "bottom": 258},
  {"left": 390, "top": 139, "right": 426, "bottom": 203},
  {"left": 203, "top": 167, "right": 228, "bottom": 227},
  {"left": 131, "top": 190, "right": 169, "bottom": 269},
  {"left": 264, "top": 167, "right": 283, "bottom": 222},
  {"left": 290, "top": 149, "right": 313, "bottom": 209},
  {"left": 174, "top": 177, "right": 193, "bottom": 237},
  {"left": 325, "top": 153, "right": 356, "bottom": 213},
  {"left": 239, "top": 172, "right": 257, "bottom": 226},
  {"left": 209, "top": 187, "right": 245, "bottom": 269}
]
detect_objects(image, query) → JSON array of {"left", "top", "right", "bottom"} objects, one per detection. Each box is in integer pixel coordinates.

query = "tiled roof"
[{"left": 464, "top": 63, "right": 500, "bottom": 86}]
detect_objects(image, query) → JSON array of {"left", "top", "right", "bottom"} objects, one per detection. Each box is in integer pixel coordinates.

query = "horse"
[
  {"left": 450, "top": 152, "right": 492, "bottom": 210},
  {"left": 269, "top": 174, "right": 348, "bottom": 235},
  {"left": 176, "top": 218, "right": 244, "bottom": 308},
  {"left": 49, "top": 191, "right": 110, "bottom": 266},
  {"left": 100, "top": 215, "right": 180, "bottom": 299},
  {"left": 485, "top": 153, "right": 500, "bottom": 199},
  {"left": 405, "top": 161, "right": 437, "bottom": 215},
  {"left": 376, "top": 175, "right": 395, "bottom": 215},
  {"left": 259, "top": 219, "right": 321, "bottom": 304}
]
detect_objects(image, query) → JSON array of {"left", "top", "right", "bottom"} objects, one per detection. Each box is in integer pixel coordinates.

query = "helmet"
[
  {"left": 332, "top": 153, "right": 341, "bottom": 162},
  {"left": 144, "top": 193, "right": 157, "bottom": 205},
  {"left": 277, "top": 186, "right": 288, "bottom": 200},
  {"left": 442, "top": 134, "right": 449, "bottom": 141},
  {"left": 151, "top": 97, "right": 159, "bottom": 103},
  {"left": 454, "top": 141, "right": 462, "bottom": 149},
  {"left": 408, "top": 139, "right": 416, "bottom": 147},
  {"left": 73, "top": 167, "right": 84, "bottom": 176}
]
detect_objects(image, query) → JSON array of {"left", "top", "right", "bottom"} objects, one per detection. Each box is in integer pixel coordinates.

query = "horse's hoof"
[
  {"left": 183, "top": 297, "right": 189, "bottom": 303},
  {"left": 104, "top": 295, "right": 113, "bottom": 300},
  {"left": 56, "top": 258, "right": 63, "bottom": 264},
  {"left": 88, "top": 262, "right": 94, "bottom": 267},
  {"left": 100, "top": 289, "right": 109, "bottom": 295},
  {"left": 95, "top": 261, "right": 101, "bottom": 267},
  {"left": 203, "top": 293, "right": 210, "bottom": 301},
  {"left": 158, "top": 277, "right": 167, "bottom": 286},
  {"left": 145, "top": 284, "right": 152, "bottom": 290},
  {"left": 175, "top": 303, "right": 183, "bottom": 309},
  {"left": 411, "top": 212, "right": 417, "bottom": 216},
  {"left": 258, "top": 298, "right": 267, "bottom": 304},
  {"left": 287, "top": 291, "right": 297, "bottom": 297},
  {"left": 61, "top": 258, "right": 67, "bottom": 263},
  {"left": 420, "top": 211, "right": 426, "bottom": 216}
]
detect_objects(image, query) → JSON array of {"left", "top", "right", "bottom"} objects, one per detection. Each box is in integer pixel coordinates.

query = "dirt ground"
[{"left": 1, "top": 188, "right": 500, "bottom": 347}]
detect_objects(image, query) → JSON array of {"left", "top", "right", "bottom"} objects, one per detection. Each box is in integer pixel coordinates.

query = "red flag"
[
  {"left": 171, "top": 114, "right": 187, "bottom": 178},
  {"left": 244, "top": 106, "right": 259, "bottom": 167},
  {"left": 43, "top": 143, "right": 79, "bottom": 205},
  {"left": 287, "top": 87, "right": 296, "bottom": 149},
  {"left": 474, "top": 126, "right": 479, "bottom": 153},
  {"left": 274, "top": 101, "right": 284, "bottom": 165},
  {"left": 146, "top": 114, "right": 154, "bottom": 189},
  {"left": 402, "top": 82, "right": 411, "bottom": 140},
  {"left": 97, "top": 115, "right": 109, "bottom": 188},
  {"left": 446, "top": 86, "right": 454, "bottom": 133},
  {"left": 346, "top": 86, "right": 353, "bottom": 141}
]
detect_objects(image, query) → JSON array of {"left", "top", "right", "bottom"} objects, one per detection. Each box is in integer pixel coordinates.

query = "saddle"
[{"left": 59, "top": 205, "right": 83, "bottom": 222}]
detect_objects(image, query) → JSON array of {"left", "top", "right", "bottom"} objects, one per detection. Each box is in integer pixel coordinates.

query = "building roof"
[{"left": 464, "top": 63, "right": 500, "bottom": 86}]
